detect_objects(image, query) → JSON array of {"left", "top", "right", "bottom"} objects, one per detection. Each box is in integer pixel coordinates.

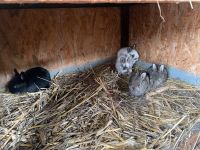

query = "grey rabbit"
[
  {"left": 128, "top": 70, "right": 150, "bottom": 97},
  {"left": 147, "top": 64, "right": 168, "bottom": 89}
]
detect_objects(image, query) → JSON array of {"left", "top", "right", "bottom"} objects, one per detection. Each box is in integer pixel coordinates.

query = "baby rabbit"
[
  {"left": 147, "top": 64, "right": 168, "bottom": 89},
  {"left": 115, "top": 54, "right": 132, "bottom": 75},
  {"left": 128, "top": 70, "right": 150, "bottom": 97},
  {"left": 7, "top": 67, "right": 51, "bottom": 94},
  {"left": 115, "top": 46, "right": 139, "bottom": 75}
]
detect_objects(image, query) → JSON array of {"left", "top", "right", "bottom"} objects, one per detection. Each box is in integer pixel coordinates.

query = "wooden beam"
[
  {"left": 120, "top": 5, "right": 129, "bottom": 47},
  {"left": 0, "top": 0, "right": 199, "bottom": 4}
]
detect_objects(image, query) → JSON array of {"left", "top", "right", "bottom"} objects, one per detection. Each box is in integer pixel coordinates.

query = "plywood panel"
[
  {"left": 129, "top": 3, "right": 200, "bottom": 75},
  {"left": 0, "top": 8, "right": 120, "bottom": 87}
]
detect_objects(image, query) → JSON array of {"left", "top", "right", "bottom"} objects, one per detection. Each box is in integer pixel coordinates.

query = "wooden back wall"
[
  {"left": 0, "top": 7, "right": 120, "bottom": 87},
  {"left": 129, "top": 3, "right": 200, "bottom": 75}
]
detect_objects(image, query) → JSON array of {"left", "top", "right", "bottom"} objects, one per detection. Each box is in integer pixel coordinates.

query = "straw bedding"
[{"left": 0, "top": 64, "right": 200, "bottom": 150}]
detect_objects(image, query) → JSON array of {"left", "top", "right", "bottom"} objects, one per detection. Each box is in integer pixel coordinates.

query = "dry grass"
[{"left": 1, "top": 64, "right": 200, "bottom": 150}]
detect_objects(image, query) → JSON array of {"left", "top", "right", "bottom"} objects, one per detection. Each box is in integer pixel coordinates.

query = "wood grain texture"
[
  {"left": 0, "top": 8, "right": 120, "bottom": 87},
  {"left": 0, "top": 0, "right": 199, "bottom": 4},
  {"left": 129, "top": 3, "right": 200, "bottom": 75}
]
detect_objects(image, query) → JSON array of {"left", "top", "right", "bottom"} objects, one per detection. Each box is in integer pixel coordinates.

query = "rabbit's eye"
[{"left": 120, "top": 57, "right": 126, "bottom": 63}]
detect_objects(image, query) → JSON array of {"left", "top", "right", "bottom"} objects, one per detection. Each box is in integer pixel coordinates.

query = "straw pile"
[{"left": 1, "top": 64, "right": 200, "bottom": 150}]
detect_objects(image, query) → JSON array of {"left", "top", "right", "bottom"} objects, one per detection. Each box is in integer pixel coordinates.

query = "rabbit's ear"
[
  {"left": 20, "top": 72, "right": 25, "bottom": 80},
  {"left": 140, "top": 72, "right": 147, "bottom": 80},
  {"left": 152, "top": 64, "right": 157, "bottom": 70},
  {"left": 14, "top": 68, "right": 19, "bottom": 76},
  {"left": 159, "top": 65, "right": 165, "bottom": 72},
  {"left": 130, "top": 44, "right": 136, "bottom": 49},
  {"left": 133, "top": 44, "right": 136, "bottom": 49}
]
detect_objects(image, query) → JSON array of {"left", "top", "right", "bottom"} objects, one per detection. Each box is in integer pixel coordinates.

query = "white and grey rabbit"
[
  {"left": 128, "top": 70, "right": 150, "bottom": 97},
  {"left": 147, "top": 64, "right": 168, "bottom": 89},
  {"left": 115, "top": 53, "right": 132, "bottom": 75},
  {"left": 115, "top": 46, "right": 139, "bottom": 75}
]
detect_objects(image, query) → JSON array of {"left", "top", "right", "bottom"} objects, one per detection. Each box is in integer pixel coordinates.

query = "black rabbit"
[{"left": 7, "top": 67, "right": 51, "bottom": 94}]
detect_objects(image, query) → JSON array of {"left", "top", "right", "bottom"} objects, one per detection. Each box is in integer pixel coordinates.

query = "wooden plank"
[{"left": 0, "top": 0, "right": 199, "bottom": 4}]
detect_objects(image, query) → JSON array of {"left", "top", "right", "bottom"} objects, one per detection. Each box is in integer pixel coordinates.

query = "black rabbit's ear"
[
  {"left": 14, "top": 69, "right": 20, "bottom": 75},
  {"left": 20, "top": 72, "right": 25, "bottom": 80}
]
